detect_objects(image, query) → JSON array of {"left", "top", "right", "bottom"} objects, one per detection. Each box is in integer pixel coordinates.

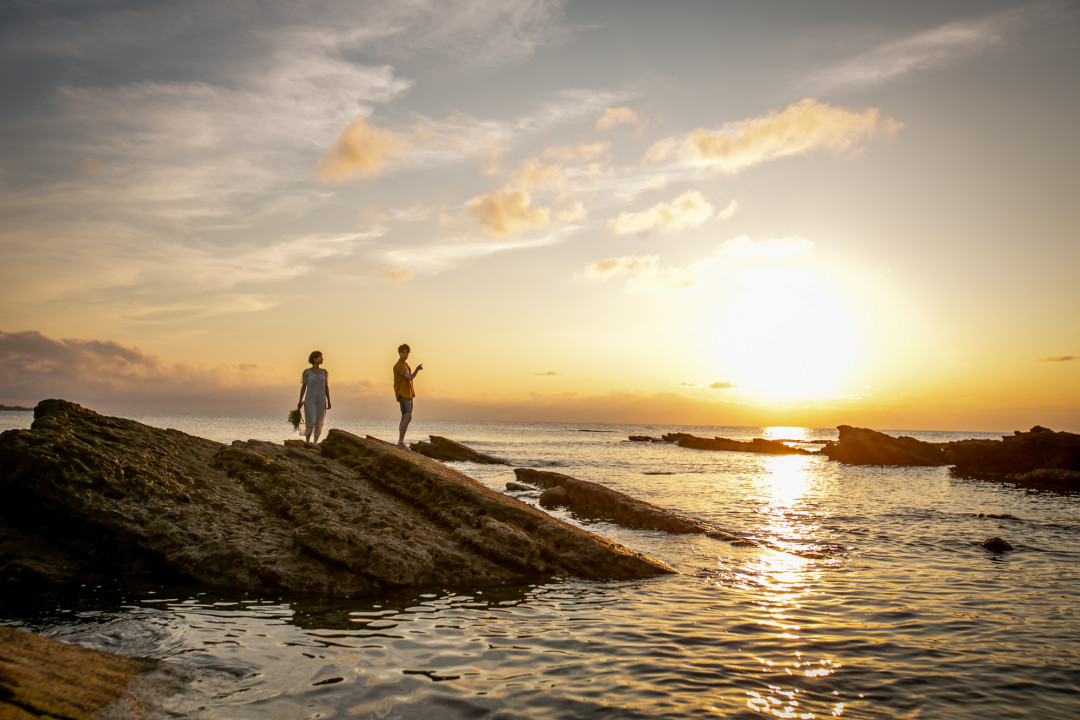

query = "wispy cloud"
[
  {"left": 1036, "top": 355, "right": 1075, "bottom": 363},
  {"left": 596, "top": 106, "right": 647, "bottom": 132},
  {"left": 585, "top": 254, "right": 697, "bottom": 292},
  {"left": 646, "top": 99, "right": 902, "bottom": 173},
  {"left": 814, "top": 8, "right": 1038, "bottom": 89},
  {"left": 607, "top": 190, "right": 715, "bottom": 236},
  {"left": 316, "top": 116, "right": 404, "bottom": 182}
]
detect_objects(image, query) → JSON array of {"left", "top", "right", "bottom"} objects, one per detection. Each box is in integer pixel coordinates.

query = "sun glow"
[{"left": 714, "top": 269, "right": 859, "bottom": 398}]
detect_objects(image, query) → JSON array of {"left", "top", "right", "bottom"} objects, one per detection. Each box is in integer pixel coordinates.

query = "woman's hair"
[
  {"left": 308, "top": 350, "right": 323, "bottom": 364},
  {"left": 398, "top": 343, "right": 410, "bottom": 354}
]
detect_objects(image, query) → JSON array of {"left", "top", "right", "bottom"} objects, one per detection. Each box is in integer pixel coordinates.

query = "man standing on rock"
[{"left": 394, "top": 343, "right": 423, "bottom": 447}]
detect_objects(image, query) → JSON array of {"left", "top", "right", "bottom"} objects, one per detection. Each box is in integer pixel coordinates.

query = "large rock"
[
  {"left": 0, "top": 625, "right": 201, "bottom": 720},
  {"left": 944, "top": 426, "right": 1080, "bottom": 492},
  {"left": 514, "top": 467, "right": 745, "bottom": 543},
  {"left": 0, "top": 400, "right": 672, "bottom": 596},
  {"left": 820, "top": 425, "right": 947, "bottom": 466},
  {"left": 661, "top": 433, "right": 812, "bottom": 456},
  {"left": 409, "top": 435, "right": 507, "bottom": 464}
]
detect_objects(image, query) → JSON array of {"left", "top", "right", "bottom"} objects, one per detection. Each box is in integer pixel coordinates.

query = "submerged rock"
[
  {"left": 0, "top": 400, "right": 672, "bottom": 596},
  {"left": 514, "top": 467, "right": 744, "bottom": 543},
  {"left": 409, "top": 435, "right": 508, "bottom": 464},
  {"left": 661, "top": 433, "right": 812, "bottom": 456},
  {"left": 945, "top": 427, "right": 1080, "bottom": 492},
  {"left": 979, "top": 537, "right": 1014, "bottom": 553},
  {"left": 820, "top": 425, "right": 947, "bottom": 466}
]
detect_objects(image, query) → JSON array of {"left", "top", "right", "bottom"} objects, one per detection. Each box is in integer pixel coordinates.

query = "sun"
[{"left": 711, "top": 269, "right": 859, "bottom": 398}]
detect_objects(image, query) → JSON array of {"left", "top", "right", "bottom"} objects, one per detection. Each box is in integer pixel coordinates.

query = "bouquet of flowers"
[{"left": 288, "top": 408, "right": 302, "bottom": 432}]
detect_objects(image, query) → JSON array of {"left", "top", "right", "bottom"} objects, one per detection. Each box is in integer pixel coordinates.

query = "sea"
[{"left": 1, "top": 410, "right": 1078, "bottom": 719}]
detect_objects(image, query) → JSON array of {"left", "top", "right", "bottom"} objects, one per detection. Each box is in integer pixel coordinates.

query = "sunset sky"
[{"left": 2, "top": 0, "right": 1078, "bottom": 432}]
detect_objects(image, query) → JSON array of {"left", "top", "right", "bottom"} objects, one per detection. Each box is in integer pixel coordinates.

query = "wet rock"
[
  {"left": 661, "top": 433, "right": 812, "bottom": 456},
  {"left": 0, "top": 625, "right": 205, "bottom": 719},
  {"left": 0, "top": 400, "right": 672, "bottom": 596},
  {"left": 946, "top": 427, "right": 1080, "bottom": 492},
  {"left": 515, "top": 467, "right": 743, "bottom": 540},
  {"left": 628, "top": 435, "right": 664, "bottom": 443},
  {"left": 505, "top": 481, "right": 534, "bottom": 493},
  {"left": 820, "top": 425, "right": 947, "bottom": 466},
  {"left": 979, "top": 536, "right": 1014, "bottom": 553},
  {"left": 409, "top": 435, "right": 508, "bottom": 464}
]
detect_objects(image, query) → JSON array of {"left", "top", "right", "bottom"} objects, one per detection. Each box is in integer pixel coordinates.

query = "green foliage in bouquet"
[{"left": 288, "top": 408, "right": 302, "bottom": 432}]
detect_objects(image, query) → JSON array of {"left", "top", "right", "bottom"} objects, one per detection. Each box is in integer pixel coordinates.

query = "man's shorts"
[{"left": 397, "top": 395, "right": 413, "bottom": 414}]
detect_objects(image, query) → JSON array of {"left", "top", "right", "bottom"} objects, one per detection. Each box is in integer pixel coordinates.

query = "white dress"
[{"left": 302, "top": 368, "right": 327, "bottom": 433}]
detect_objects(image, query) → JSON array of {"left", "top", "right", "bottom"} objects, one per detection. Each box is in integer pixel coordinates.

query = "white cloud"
[
  {"left": 607, "top": 190, "right": 715, "bottom": 236},
  {"left": 814, "top": 8, "right": 1039, "bottom": 89}
]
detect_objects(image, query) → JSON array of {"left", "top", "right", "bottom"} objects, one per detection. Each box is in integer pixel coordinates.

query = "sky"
[{"left": 1, "top": 0, "right": 1078, "bottom": 432}]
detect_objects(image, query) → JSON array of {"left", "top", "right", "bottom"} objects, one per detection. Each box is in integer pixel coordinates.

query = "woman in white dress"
[{"left": 297, "top": 350, "right": 331, "bottom": 445}]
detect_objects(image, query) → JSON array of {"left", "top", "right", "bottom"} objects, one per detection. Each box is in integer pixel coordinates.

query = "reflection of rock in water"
[{"left": 0, "top": 400, "right": 673, "bottom": 598}]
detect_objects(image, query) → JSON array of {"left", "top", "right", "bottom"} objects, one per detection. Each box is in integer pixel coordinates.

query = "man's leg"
[{"left": 398, "top": 411, "right": 412, "bottom": 445}]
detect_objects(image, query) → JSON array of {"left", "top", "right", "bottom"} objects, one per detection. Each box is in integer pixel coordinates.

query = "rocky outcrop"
[
  {"left": 0, "top": 400, "right": 672, "bottom": 596},
  {"left": 944, "top": 426, "right": 1080, "bottom": 492},
  {"left": 0, "top": 625, "right": 204, "bottom": 720},
  {"left": 513, "top": 467, "right": 744, "bottom": 543},
  {"left": 661, "top": 433, "right": 812, "bottom": 456},
  {"left": 409, "top": 435, "right": 507, "bottom": 464},
  {"left": 820, "top": 425, "right": 948, "bottom": 466}
]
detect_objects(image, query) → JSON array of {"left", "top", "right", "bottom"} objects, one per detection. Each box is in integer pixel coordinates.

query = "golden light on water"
[{"left": 740, "top": 451, "right": 843, "bottom": 717}]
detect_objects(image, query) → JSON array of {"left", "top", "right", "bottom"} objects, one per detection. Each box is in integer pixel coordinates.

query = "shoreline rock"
[
  {"left": 944, "top": 426, "right": 1080, "bottom": 492},
  {"left": 660, "top": 433, "right": 812, "bottom": 456},
  {"left": 0, "top": 400, "right": 673, "bottom": 597},
  {"left": 409, "top": 435, "right": 508, "bottom": 464},
  {"left": 0, "top": 625, "right": 190, "bottom": 720},
  {"left": 513, "top": 467, "right": 746, "bottom": 543},
  {"left": 820, "top": 425, "right": 948, "bottom": 466}
]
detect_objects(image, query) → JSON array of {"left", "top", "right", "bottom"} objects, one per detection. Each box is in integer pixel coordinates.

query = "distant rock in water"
[
  {"left": 0, "top": 400, "right": 672, "bottom": 596},
  {"left": 945, "top": 426, "right": 1080, "bottom": 492},
  {"left": 661, "top": 433, "right": 812, "bottom": 456},
  {"left": 409, "top": 435, "right": 507, "bottom": 464},
  {"left": 514, "top": 467, "right": 745, "bottom": 544},
  {"left": 979, "top": 537, "right": 1014, "bottom": 553},
  {"left": 820, "top": 425, "right": 948, "bottom": 466}
]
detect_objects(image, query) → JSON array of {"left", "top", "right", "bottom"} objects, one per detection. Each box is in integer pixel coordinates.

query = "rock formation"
[
  {"left": 513, "top": 467, "right": 745, "bottom": 543},
  {"left": 944, "top": 426, "right": 1080, "bottom": 492},
  {"left": 661, "top": 433, "right": 812, "bottom": 456},
  {"left": 0, "top": 400, "right": 672, "bottom": 597},
  {"left": 0, "top": 625, "right": 203, "bottom": 720},
  {"left": 820, "top": 425, "right": 948, "bottom": 466},
  {"left": 409, "top": 435, "right": 508, "bottom": 464}
]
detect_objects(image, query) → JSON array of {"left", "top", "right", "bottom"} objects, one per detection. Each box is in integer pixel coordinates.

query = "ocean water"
[{"left": 1, "top": 411, "right": 1078, "bottom": 719}]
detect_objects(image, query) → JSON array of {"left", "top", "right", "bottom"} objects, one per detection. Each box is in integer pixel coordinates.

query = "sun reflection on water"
[{"left": 736, "top": 451, "right": 843, "bottom": 717}]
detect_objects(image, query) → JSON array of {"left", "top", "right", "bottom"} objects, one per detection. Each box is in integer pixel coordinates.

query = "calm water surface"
[{"left": 2, "top": 412, "right": 1078, "bottom": 718}]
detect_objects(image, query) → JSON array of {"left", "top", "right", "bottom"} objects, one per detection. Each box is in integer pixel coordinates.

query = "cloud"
[
  {"left": 814, "top": 8, "right": 1037, "bottom": 89},
  {"left": 512, "top": 159, "right": 568, "bottom": 190},
  {"left": 585, "top": 254, "right": 696, "bottom": 291},
  {"left": 1036, "top": 355, "right": 1075, "bottom": 363},
  {"left": 556, "top": 200, "right": 588, "bottom": 223},
  {"left": 316, "top": 116, "right": 404, "bottom": 182},
  {"left": 535, "top": 371, "right": 558, "bottom": 376},
  {"left": 465, "top": 188, "right": 551, "bottom": 237},
  {"left": 542, "top": 142, "right": 611, "bottom": 164},
  {"left": 716, "top": 199, "right": 739, "bottom": 220},
  {"left": 649, "top": 99, "right": 902, "bottom": 174},
  {"left": 382, "top": 266, "right": 415, "bottom": 283},
  {"left": 596, "top": 107, "right": 645, "bottom": 131},
  {"left": 0, "top": 329, "right": 395, "bottom": 416},
  {"left": 607, "top": 190, "right": 714, "bottom": 236},
  {"left": 710, "top": 382, "right": 737, "bottom": 390}
]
